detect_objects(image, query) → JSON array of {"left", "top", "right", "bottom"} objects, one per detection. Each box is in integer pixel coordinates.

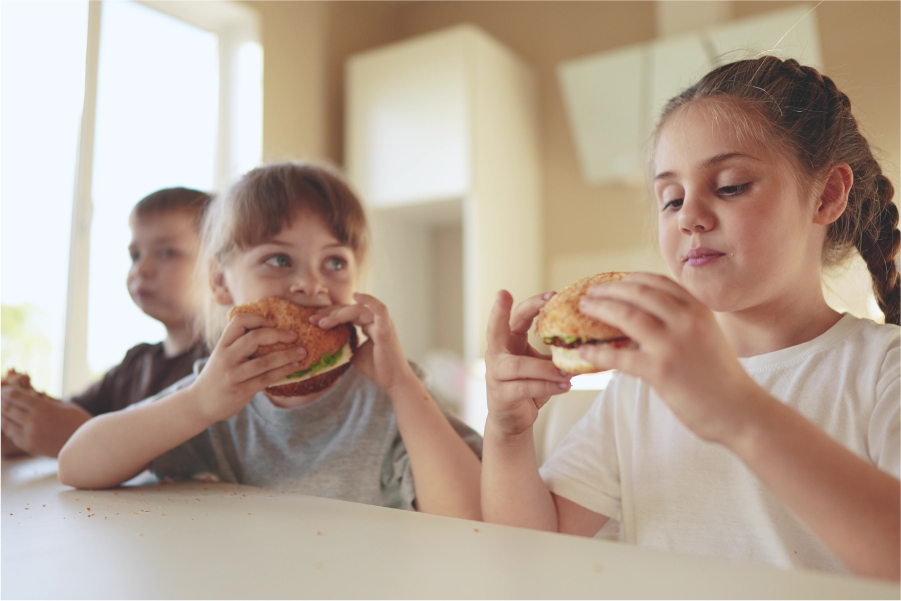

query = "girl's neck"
[
  {"left": 163, "top": 321, "right": 199, "bottom": 358},
  {"left": 716, "top": 288, "right": 842, "bottom": 358}
]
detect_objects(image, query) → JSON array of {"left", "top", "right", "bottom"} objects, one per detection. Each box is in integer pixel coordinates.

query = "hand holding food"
[
  {"left": 189, "top": 304, "right": 308, "bottom": 422},
  {"left": 485, "top": 290, "right": 572, "bottom": 438},
  {"left": 310, "top": 292, "right": 412, "bottom": 392},
  {"left": 577, "top": 272, "right": 762, "bottom": 444},
  {"left": 228, "top": 297, "right": 356, "bottom": 397},
  {"left": 1, "top": 369, "right": 92, "bottom": 457},
  {"left": 535, "top": 272, "right": 636, "bottom": 374}
]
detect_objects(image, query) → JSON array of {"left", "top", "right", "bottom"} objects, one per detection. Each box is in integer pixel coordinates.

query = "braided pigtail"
[{"left": 855, "top": 176, "right": 900, "bottom": 324}]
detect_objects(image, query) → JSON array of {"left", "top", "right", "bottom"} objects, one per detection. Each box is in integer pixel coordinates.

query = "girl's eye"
[
  {"left": 158, "top": 248, "right": 178, "bottom": 259},
  {"left": 264, "top": 254, "right": 291, "bottom": 268},
  {"left": 129, "top": 250, "right": 140, "bottom": 262},
  {"left": 325, "top": 257, "right": 346, "bottom": 272},
  {"left": 718, "top": 182, "right": 751, "bottom": 197},
  {"left": 661, "top": 198, "right": 683, "bottom": 212}
]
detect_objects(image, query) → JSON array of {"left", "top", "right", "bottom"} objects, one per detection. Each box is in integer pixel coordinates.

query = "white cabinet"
[
  {"left": 346, "top": 25, "right": 541, "bottom": 425},
  {"left": 558, "top": 4, "right": 822, "bottom": 184}
]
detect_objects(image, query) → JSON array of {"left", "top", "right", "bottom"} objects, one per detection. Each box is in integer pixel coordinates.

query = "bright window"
[
  {"left": 1, "top": 1, "right": 89, "bottom": 396},
  {"left": 1, "top": 0, "right": 260, "bottom": 397},
  {"left": 88, "top": 1, "right": 218, "bottom": 375}
]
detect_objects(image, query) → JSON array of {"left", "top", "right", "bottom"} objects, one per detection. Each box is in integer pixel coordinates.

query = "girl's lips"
[{"left": 684, "top": 247, "right": 726, "bottom": 267}]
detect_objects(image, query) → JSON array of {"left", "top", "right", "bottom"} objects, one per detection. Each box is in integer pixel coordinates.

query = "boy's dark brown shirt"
[{"left": 71, "top": 342, "right": 209, "bottom": 416}]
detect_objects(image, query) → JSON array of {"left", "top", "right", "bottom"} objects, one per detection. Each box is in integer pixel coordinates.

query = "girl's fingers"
[
  {"left": 579, "top": 296, "right": 666, "bottom": 343},
  {"left": 589, "top": 272, "right": 693, "bottom": 305},
  {"left": 317, "top": 304, "right": 373, "bottom": 329},
  {"left": 243, "top": 357, "right": 311, "bottom": 391},
  {"left": 227, "top": 327, "right": 300, "bottom": 361},
  {"left": 220, "top": 313, "right": 275, "bottom": 348},
  {"left": 352, "top": 292, "right": 388, "bottom": 317},
  {"left": 586, "top": 279, "right": 687, "bottom": 325},
  {"left": 509, "top": 292, "right": 555, "bottom": 338},
  {"left": 497, "top": 378, "right": 572, "bottom": 403},
  {"left": 231, "top": 347, "right": 307, "bottom": 384},
  {"left": 580, "top": 344, "right": 645, "bottom": 378},
  {"left": 487, "top": 291, "right": 515, "bottom": 354},
  {"left": 493, "top": 353, "right": 571, "bottom": 383}
]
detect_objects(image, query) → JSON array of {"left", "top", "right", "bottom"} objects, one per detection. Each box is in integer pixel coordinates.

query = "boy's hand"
[
  {"left": 1, "top": 387, "right": 92, "bottom": 457},
  {"left": 485, "top": 290, "right": 572, "bottom": 437},
  {"left": 311, "top": 293, "right": 416, "bottom": 392},
  {"left": 190, "top": 313, "right": 307, "bottom": 423},
  {"left": 577, "top": 272, "right": 762, "bottom": 444}
]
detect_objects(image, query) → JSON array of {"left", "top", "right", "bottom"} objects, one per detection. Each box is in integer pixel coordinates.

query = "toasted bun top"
[
  {"left": 226, "top": 297, "right": 350, "bottom": 372},
  {"left": 536, "top": 272, "right": 629, "bottom": 340}
]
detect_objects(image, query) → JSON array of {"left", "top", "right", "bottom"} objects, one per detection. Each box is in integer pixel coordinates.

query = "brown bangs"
[{"left": 227, "top": 162, "right": 369, "bottom": 262}]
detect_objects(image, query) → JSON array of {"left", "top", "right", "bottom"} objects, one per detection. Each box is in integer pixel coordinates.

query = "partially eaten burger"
[
  {"left": 536, "top": 272, "right": 636, "bottom": 375},
  {"left": 227, "top": 297, "right": 357, "bottom": 396}
]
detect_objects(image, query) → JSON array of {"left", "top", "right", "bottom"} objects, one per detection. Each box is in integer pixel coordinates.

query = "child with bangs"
[{"left": 58, "top": 162, "right": 482, "bottom": 519}]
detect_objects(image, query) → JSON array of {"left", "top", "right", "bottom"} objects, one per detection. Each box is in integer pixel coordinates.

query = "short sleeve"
[
  {"left": 869, "top": 335, "right": 900, "bottom": 478},
  {"left": 381, "top": 433, "right": 416, "bottom": 511},
  {"left": 539, "top": 375, "right": 626, "bottom": 522}
]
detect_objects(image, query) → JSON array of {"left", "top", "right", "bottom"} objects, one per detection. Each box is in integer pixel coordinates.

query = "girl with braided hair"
[{"left": 482, "top": 56, "right": 899, "bottom": 580}]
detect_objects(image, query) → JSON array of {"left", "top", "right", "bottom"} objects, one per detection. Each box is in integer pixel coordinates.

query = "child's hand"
[
  {"left": 0, "top": 387, "right": 92, "bottom": 457},
  {"left": 485, "top": 290, "right": 572, "bottom": 438},
  {"left": 311, "top": 293, "right": 415, "bottom": 392},
  {"left": 190, "top": 313, "right": 306, "bottom": 423},
  {"left": 578, "top": 272, "right": 761, "bottom": 444}
]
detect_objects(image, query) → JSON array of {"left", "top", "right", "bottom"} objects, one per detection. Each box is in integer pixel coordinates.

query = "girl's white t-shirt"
[{"left": 539, "top": 313, "right": 900, "bottom": 574}]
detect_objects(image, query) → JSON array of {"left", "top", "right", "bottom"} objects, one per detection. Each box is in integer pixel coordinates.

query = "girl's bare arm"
[
  {"left": 728, "top": 390, "right": 900, "bottom": 581},
  {"left": 58, "top": 314, "right": 306, "bottom": 490},
  {"left": 387, "top": 375, "right": 482, "bottom": 519}
]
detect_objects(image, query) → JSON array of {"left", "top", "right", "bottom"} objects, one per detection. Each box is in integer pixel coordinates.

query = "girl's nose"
[
  {"left": 289, "top": 271, "right": 327, "bottom": 297},
  {"left": 678, "top": 195, "right": 716, "bottom": 234}
]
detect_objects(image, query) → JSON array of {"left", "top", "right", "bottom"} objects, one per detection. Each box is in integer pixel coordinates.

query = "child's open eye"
[
  {"left": 158, "top": 248, "right": 179, "bottom": 259},
  {"left": 264, "top": 254, "right": 291, "bottom": 268},
  {"left": 718, "top": 182, "right": 751, "bottom": 197},
  {"left": 325, "top": 256, "right": 346, "bottom": 272},
  {"left": 129, "top": 250, "right": 140, "bottom": 262}
]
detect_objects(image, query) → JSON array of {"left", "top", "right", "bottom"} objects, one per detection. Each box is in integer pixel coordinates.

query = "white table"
[{"left": 2, "top": 456, "right": 898, "bottom": 599}]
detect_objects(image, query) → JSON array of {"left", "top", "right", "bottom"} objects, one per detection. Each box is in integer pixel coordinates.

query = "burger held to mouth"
[
  {"left": 227, "top": 297, "right": 357, "bottom": 396},
  {"left": 535, "top": 272, "right": 637, "bottom": 375}
]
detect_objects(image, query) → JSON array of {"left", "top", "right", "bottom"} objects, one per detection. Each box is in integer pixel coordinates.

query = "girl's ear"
[
  {"left": 209, "top": 260, "right": 234, "bottom": 306},
  {"left": 813, "top": 162, "right": 853, "bottom": 225}
]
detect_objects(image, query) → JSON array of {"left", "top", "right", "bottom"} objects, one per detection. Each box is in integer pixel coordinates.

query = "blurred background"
[{"left": 2, "top": 1, "right": 898, "bottom": 432}]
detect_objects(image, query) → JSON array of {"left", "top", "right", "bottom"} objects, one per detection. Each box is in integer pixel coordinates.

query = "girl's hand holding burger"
[
  {"left": 190, "top": 313, "right": 306, "bottom": 423},
  {"left": 311, "top": 293, "right": 415, "bottom": 392},
  {"left": 485, "top": 290, "right": 572, "bottom": 438},
  {"left": 578, "top": 272, "right": 766, "bottom": 445}
]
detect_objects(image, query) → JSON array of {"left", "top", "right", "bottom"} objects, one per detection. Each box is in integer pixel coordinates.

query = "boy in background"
[{"left": 1, "top": 187, "right": 211, "bottom": 457}]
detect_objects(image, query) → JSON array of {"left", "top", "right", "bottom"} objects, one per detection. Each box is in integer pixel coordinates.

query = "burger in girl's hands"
[
  {"left": 226, "top": 297, "right": 357, "bottom": 396},
  {"left": 536, "top": 272, "right": 637, "bottom": 375}
]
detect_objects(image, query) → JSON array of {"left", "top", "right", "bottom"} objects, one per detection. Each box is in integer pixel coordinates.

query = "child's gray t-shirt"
[{"left": 134, "top": 361, "right": 482, "bottom": 511}]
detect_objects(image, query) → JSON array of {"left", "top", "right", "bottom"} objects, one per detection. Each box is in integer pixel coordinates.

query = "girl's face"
[
  {"left": 654, "top": 100, "right": 824, "bottom": 313},
  {"left": 215, "top": 214, "right": 357, "bottom": 308}
]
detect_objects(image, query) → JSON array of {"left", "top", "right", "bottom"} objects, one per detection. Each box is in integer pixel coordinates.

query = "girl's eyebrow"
[{"left": 654, "top": 152, "right": 761, "bottom": 181}]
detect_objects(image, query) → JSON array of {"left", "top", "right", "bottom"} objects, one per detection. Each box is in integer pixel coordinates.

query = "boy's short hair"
[{"left": 130, "top": 187, "right": 213, "bottom": 231}]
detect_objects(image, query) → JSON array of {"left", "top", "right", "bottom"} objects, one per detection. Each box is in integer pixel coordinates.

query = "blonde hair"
[{"left": 195, "top": 162, "right": 370, "bottom": 348}]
